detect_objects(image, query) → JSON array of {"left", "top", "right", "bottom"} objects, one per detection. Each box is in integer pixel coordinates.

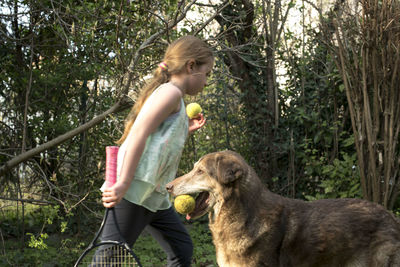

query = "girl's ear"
[{"left": 186, "top": 59, "right": 196, "bottom": 74}]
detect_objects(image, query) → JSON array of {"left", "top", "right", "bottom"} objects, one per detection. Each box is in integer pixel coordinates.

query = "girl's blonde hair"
[{"left": 116, "top": 35, "right": 213, "bottom": 144}]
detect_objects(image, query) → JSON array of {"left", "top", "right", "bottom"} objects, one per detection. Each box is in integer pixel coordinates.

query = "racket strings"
[{"left": 78, "top": 244, "right": 138, "bottom": 266}]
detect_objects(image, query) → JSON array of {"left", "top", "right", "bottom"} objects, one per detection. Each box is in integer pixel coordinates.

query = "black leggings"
[{"left": 95, "top": 199, "right": 193, "bottom": 266}]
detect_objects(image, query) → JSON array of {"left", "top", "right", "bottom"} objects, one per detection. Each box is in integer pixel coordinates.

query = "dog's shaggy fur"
[{"left": 166, "top": 150, "right": 400, "bottom": 267}]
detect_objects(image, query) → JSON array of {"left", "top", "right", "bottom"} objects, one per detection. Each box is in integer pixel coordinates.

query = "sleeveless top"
[{"left": 116, "top": 83, "right": 188, "bottom": 212}]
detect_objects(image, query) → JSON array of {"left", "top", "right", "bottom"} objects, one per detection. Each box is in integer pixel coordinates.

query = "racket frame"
[{"left": 74, "top": 207, "right": 142, "bottom": 267}]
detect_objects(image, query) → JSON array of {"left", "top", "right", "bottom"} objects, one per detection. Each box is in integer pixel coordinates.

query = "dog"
[{"left": 166, "top": 150, "right": 400, "bottom": 267}]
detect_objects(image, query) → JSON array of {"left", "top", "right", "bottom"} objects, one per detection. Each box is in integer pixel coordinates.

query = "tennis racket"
[{"left": 74, "top": 146, "right": 142, "bottom": 267}]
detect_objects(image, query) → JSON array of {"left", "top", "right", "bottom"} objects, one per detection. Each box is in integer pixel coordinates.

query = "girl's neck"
[{"left": 169, "top": 76, "right": 187, "bottom": 95}]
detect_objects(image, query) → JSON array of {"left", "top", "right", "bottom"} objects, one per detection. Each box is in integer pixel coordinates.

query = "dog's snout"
[{"left": 166, "top": 183, "right": 173, "bottom": 192}]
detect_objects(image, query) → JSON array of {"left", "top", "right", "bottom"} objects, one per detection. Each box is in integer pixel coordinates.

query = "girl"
[{"left": 100, "top": 35, "right": 214, "bottom": 266}]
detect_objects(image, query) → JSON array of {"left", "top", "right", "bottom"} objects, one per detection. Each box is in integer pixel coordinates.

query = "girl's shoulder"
[
  {"left": 147, "top": 82, "right": 182, "bottom": 114},
  {"left": 154, "top": 82, "right": 183, "bottom": 99}
]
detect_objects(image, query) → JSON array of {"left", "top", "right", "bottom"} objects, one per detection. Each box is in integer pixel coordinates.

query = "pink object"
[
  {"left": 105, "top": 146, "right": 119, "bottom": 187},
  {"left": 158, "top": 62, "right": 168, "bottom": 71}
]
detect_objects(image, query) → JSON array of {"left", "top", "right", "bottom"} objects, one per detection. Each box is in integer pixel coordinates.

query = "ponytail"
[{"left": 116, "top": 66, "right": 169, "bottom": 144}]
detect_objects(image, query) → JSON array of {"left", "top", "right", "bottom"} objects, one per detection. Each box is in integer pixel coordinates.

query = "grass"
[
  {"left": 0, "top": 203, "right": 216, "bottom": 267},
  {"left": 133, "top": 219, "right": 216, "bottom": 266}
]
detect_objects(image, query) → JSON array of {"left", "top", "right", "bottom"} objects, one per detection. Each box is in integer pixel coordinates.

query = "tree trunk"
[
  {"left": 332, "top": 0, "right": 400, "bottom": 209},
  {"left": 216, "top": 0, "right": 293, "bottom": 186},
  {"left": 215, "top": 0, "right": 272, "bottom": 183}
]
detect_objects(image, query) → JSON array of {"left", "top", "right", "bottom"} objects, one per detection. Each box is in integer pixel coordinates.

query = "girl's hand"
[
  {"left": 102, "top": 180, "right": 130, "bottom": 208},
  {"left": 188, "top": 113, "right": 206, "bottom": 133}
]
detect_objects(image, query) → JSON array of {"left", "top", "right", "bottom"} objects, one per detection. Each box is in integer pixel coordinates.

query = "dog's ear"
[{"left": 216, "top": 153, "right": 247, "bottom": 184}]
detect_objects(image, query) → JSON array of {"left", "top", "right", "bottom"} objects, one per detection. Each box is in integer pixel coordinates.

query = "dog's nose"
[{"left": 166, "top": 184, "right": 173, "bottom": 192}]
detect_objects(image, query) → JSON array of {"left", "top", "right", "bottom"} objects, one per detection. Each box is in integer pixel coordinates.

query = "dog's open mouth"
[{"left": 186, "top": 191, "right": 210, "bottom": 220}]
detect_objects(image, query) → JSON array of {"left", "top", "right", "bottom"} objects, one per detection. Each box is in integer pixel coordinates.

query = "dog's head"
[{"left": 166, "top": 150, "right": 248, "bottom": 220}]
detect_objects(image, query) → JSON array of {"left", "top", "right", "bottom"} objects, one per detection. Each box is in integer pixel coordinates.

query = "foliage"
[{"left": 302, "top": 143, "right": 361, "bottom": 201}]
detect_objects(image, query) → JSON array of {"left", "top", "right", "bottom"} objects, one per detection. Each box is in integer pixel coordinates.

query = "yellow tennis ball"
[
  {"left": 186, "top": 103, "right": 202, "bottom": 119},
  {"left": 174, "top": 195, "right": 195, "bottom": 214}
]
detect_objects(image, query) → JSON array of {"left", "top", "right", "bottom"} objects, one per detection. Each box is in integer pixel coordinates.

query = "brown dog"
[{"left": 166, "top": 150, "right": 400, "bottom": 267}]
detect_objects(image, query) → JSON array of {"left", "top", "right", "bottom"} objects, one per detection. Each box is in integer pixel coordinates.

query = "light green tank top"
[{"left": 117, "top": 83, "right": 188, "bottom": 212}]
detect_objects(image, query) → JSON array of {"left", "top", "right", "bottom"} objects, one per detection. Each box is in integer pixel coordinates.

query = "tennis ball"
[
  {"left": 174, "top": 195, "right": 195, "bottom": 214},
  {"left": 186, "top": 103, "right": 202, "bottom": 119}
]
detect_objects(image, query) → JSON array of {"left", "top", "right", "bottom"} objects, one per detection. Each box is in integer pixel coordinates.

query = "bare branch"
[
  {"left": 0, "top": 100, "right": 125, "bottom": 177},
  {"left": 0, "top": 196, "right": 54, "bottom": 206}
]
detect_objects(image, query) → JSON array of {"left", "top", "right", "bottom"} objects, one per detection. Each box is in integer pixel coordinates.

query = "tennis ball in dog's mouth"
[
  {"left": 174, "top": 195, "right": 195, "bottom": 214},
  {"left": 186, "top": 103, "right": 202, "bottom": 119}
]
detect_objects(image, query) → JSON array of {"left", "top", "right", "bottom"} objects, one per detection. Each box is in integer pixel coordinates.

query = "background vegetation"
[{"left": 1, "top": 0, "right": 399, "bottom": 266}]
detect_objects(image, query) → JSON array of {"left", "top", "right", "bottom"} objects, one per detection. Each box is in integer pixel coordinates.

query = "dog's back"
[{"left": 278, "top": 197, "right": 400, "bottom": 266}]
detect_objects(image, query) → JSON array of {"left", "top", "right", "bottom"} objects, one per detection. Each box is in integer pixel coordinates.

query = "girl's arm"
[{"left": 102, "top": 85, "right": 183, "bottom": 208}]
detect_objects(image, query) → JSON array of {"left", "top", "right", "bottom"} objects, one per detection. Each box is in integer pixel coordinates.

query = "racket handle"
[{"left": 105, "top": 146, "right": 119, "bottom": 187}]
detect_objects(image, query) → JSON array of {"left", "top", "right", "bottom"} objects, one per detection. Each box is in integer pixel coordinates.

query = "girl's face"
[{"left": 186, "top": 59, "right": 214, "bottom": 96}]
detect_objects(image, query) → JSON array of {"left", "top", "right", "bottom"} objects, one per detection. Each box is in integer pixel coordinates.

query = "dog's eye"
[{"left": 197, "top": 169, "right": 204, "bottom": 175}]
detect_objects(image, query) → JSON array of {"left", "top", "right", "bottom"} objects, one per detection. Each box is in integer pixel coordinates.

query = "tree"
[
  {"left": 327, "top": 0, "right": 400, "bottom": 209},
  {"left": 214, "top": 0, "right": 294, "bottom": 187},
  {"left": 0, "top": 0, "right": 212, "bottom": 213}
]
